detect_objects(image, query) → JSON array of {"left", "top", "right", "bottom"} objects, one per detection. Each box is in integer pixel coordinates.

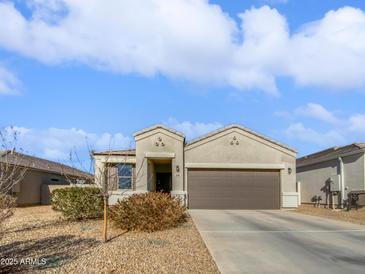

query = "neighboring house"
[
  {"left": 93, "top": 124, "right": 298, "bottom": 209},
  {"left": 0, "top": 150, "right": 92, "bottom": 206},
  {"left": 297, "top": 143, "right": 365, "bottom": 206}
]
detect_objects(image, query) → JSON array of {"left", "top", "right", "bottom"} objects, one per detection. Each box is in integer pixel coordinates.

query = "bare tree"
[
  {"left": 63, "top": 138, "right": 148, "bottom": 242},
  {"left": 0, "top": 127, "right": 28, "bottom": 232}
]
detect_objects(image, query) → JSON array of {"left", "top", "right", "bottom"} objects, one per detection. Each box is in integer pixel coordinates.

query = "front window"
[{"left": 118, "top": 164, "right": 133, "bottom": 189}]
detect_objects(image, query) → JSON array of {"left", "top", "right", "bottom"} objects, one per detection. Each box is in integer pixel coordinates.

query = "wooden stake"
[{"left": 103, "top": 196, "right": 108, "bottom": 242}]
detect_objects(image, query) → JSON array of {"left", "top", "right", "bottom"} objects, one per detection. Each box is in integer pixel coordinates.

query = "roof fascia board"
[
  {"left": 134, "top": 125, "right": 184, "bottom": 138},
  {"left": 185, "top": 124, "right": 296, "bottom": 153},
  {"left": 94, "top": 155, "right": 136, "bottom": 164},
  {"left": 297, "top": 148, "right": 365, "bottom": 167},
  {"left": 1, "top": 158, "right": 91, "bottom": 177},
  {"left": 185, "top": 128, "right": 296, "bottom": 157},
  {"left": 145, "top": 152, "right": 175, "bottom": 159},
  {"left": 93, "top": 152, "right": 136, "bottom": 156},
  {"left": 135, "top": 128, "right": 184, "bottom": 142}
]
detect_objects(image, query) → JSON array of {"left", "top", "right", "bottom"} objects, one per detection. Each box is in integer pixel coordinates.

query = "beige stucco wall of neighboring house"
[
  {"left": 184, "top": 127, "right": 297, "bottom": 207},
  {"left": 15, "top": 170, "right": 68, "bottom": 206},
  {"left": 343, "top": 153, "right": 365, "bottom": 192},
  {"left": 297, "top": 159, "right": 339, "bottom": 205},
  {"left": 41, "top": 184, "right": 71, "bottom": 205},
  {"left": 297, "top": 152, "right": 365, "bottom": 205},
  {"left": 135, "top": 127, "right": 184, "bottom": 195}
]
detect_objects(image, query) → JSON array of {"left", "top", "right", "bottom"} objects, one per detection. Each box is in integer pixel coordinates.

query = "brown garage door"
[{"left": 188, "top": 169, "right": 280, "bottom": 209}]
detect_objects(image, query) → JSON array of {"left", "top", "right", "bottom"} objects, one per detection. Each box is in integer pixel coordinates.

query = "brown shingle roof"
[
  {"left": 0, "top": 150, "right": 92, "bottom": 179},
  {"left": 297, "top": 143, "right": 365, "bottom": 167}
]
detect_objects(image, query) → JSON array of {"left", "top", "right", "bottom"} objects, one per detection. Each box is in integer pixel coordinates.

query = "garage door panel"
[{"left": 188, "top": 169, "right": 280, "bottom": 209}]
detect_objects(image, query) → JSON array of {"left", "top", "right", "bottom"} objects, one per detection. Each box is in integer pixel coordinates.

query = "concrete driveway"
[{"left": 190, "top": 210, "right": 365, "bottom": 274}]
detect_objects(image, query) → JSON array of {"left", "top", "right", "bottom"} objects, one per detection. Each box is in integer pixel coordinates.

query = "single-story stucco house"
[
  {"left": 0, "top": 150, "right": 92, "bottom": 206},
  {"left": 93, "top": 124, "right": 299, "bottom": 209},
  {"left": 297, "top": 143, "right": 365, "bottom": 207}
]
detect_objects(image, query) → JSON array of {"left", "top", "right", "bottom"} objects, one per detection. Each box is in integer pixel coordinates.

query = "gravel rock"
[
  {"left": 294, "top": 204, "right": 365, "bottom": 225},
  {"left": 0, "top": 206, "right": 219, "bottom": 274}
]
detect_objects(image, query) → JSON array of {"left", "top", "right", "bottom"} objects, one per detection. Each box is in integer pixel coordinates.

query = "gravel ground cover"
[
  {"left": 293, "top": 204, "right": 365, "bottom": 225},
  {"left": 0, "top": 206, "right": 219, "bottom": 274}
]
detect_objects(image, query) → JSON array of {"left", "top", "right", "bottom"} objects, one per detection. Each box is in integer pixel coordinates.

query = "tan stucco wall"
[
  {"left": 94, "top": 154, "right": 136, "bottom": 187},
  {"left": 184, "top": 128, "right": 297, "bottom": 193},
  {"left": 297, "top": 159, "right": 339, "bottom": 205},
  {"left": 297, "top": 152, "right": 365, "bottom": 205},
  {"left": 15, "top": 170, "right": 68, "bottom": 206},
  {"left": 94, "top": 126, "right": 297, "bottom": 206},
  {"left": 40, "top": 184, "right": 70, "bottom": 205},
  {"left": 343, "top": 153, "right": 365, "bottom": 192},
  {"left": 135, "top": 128, "right": 184, "bottom": 192}
]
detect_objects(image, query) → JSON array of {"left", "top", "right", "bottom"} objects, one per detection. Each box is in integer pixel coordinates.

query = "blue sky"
[{"left": 0, "top": 0, "right": 365, "bottom": 167}]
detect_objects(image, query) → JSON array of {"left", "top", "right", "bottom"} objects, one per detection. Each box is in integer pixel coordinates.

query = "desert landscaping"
[
  {"left": 294, "top": 204, "right": 365, "bottom": 225},
  {"left": 0, "top": 206, "right": 219, "bottom": 274}
]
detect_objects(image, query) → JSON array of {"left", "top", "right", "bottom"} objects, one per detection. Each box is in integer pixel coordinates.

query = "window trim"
[{"left": 117, "top": 164, "right": 133, "bottom": 190}]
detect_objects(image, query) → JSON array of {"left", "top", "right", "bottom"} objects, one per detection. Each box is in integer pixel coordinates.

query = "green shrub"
[
  {"left": 109, "top": 192, "right": 186, "bottom": 232},
  {"left": 51, "top": 187, "right": 103, "bottom": 220}
]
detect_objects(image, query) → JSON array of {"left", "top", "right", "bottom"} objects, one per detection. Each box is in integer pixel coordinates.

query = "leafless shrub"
[
  {"left": 0, "top": 127, "right": 28, "bottom": 233},
  {"left": 110, "top": 192, "right": 187, "bottom": 232},
  {"left": 0, "top": 193, "right": 16, "bottom": 224},
  {"left": 58, "top": 138, "right": 146, "bottom": 241}
]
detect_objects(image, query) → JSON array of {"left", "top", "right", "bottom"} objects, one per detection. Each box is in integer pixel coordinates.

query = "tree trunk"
[{"left": 103, "top": 196, "right": 108, "bottom": 242}]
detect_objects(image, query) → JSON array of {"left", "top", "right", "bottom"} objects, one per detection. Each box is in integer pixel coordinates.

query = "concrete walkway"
[{"left": 190, "top": 210, "right": 365, "bottom": 274}]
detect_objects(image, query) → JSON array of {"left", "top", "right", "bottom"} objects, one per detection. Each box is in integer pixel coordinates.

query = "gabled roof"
[
  {"left": 186, "top": 124, "right": 296, "bottom": 153},
  {"left": 94, "top": 124, "right": 295, "bottom": 156},
  {"left": 133, "top": 124, "right": 185, "bottom": 138},
  {"left": 297, "top": 143, "right": 365, "bottom": 166},
  {"left": 93, "top": 149, "right": 136, "bottom": 156},
  {"left": 0, "top": 150, "right": 93, "bottom": 179}
]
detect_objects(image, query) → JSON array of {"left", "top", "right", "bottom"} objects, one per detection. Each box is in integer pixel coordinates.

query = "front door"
[{"left": 156, "top": 173, "right": 172, "bottom": 193}]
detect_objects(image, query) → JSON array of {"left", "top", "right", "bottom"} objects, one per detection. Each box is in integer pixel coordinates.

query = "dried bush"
[
  {"left": 110, "top": 192, "right": 187, "bottom": 232},
  {"left": 0, "top": 194, "right": 16, "bottom": 223},
  {"left": 51, "top": 187, "right": 103, "bottom": 220}
]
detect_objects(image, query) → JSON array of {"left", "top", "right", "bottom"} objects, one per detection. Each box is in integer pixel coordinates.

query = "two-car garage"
[
  {"left": 184, "top": 125, "right": 297, "bottom": 210},
  {"left": 187, "top": 169, "right": 281, "bottom": 209}
]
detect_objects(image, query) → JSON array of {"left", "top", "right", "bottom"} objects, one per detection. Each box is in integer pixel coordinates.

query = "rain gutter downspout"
[{"left": 338, "top": 157, "right": 345, "bottom": 207}]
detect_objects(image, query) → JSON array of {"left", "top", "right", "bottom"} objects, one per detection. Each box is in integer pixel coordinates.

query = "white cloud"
[
  {"left": 348, "top": 114, "right": 365, "bottom": 133},
  {"left": 294, "top": 103, "right": 340, "bottom": 125},
  {"left": 281, "top": 103, "right": 365, "bottom": 149},
  {"left": 0, "top": 65, "right": 21, "bottom": 95},
  {"left": 0, "top": 2, "right": 364, "bottom": 93},
  {"left": 284, "top": 123, "right": 345, "bottom": 147},
  {"left": 1, "top": 121, "right": 224, "bottom": 166},
  {"left": 166, "top": 118, "right": 222, "bottom": 140},
  {"left": 288, "top": 7, "right": 365, "bottom": 90},
  {"left": 2, "top": 126, "right": 132, "bottom": 162}
]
